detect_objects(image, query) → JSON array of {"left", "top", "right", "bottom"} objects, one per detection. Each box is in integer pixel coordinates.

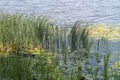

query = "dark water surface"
[{"left": 0, "top": 0, "right": 120, "bottom": 24}]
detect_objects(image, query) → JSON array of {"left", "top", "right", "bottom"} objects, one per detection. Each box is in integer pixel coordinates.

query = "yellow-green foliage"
[
  {"left": 112, "top": 61, "right": 120, "bottom": 69},
  {"left": 0, "top": 13, "right": 51, "bottom": 53},
  {"left": 0, "top": 52, "right": 59, "bottom": 80},
  {"left": 87, "top": 24, "right": 120, "bottom": 40}
]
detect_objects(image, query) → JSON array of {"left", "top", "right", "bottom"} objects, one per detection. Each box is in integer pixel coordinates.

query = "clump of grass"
[
  {"left": 70, "top": 21, "right": 92, "bottom": 57},
  {"left": 0, "top": 52, "right": 60, "bottom": 80},
  {"left": 70, "top": 21, "right": 80, "bottom": 51},
  {"left": 1, "top": 13, "right": 120, "bottom": 80},
  {"left": 0, "top": 54, "right": 33, "bottom": 80},
  {"left": 0, "top": 13, "right": 52, "bottom": 54}
]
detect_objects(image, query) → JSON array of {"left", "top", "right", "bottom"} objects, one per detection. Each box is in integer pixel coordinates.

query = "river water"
[{"left": 0, "top": 0, "right": 120, "bottom": 24}]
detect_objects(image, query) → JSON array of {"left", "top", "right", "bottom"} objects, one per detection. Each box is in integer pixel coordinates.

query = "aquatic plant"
[
  {"left": 0, "top": 13, "right": 52, "bottom": 54},
  {"left": 1, "top": 13, "right": 120, "bottom": 80},
  {"left": 104, "top": 54, "right": 110, "bottom": 80},
  {"left": 0, "top": 54, "right": 33, "bottom": 80},
  {"left": 112, "top": 61, "right": 120, "bottom": 69},
  {"left": 88, "top": 24, "right": 120, "bottom": 40}
]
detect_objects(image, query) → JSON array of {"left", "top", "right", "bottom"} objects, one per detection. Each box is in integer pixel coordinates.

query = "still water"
[{"left": 0, "top": 0, "right": 120, "bottom": 24}]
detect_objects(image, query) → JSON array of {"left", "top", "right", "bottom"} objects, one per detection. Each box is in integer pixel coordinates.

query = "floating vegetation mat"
[{"left": 87, "top": 24, "right": 120, "bottom": 40}]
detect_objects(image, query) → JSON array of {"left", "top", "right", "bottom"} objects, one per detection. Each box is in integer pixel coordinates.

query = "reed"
[
  {"left": 0, "top": 13, "right": 120, "bottom": 80},
  {"left": 0, "top": 13, "right": 52, "bottom": 54},
  {"left": 0, "top": 54, "right": 33, "bottom": 80},
  {"left": 104, "top": 54, "right": 110, "bottom": 80}
]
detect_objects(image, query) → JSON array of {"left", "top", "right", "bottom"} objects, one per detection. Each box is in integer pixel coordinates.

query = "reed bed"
[
  {"left": 0, "top": 13, "right": 120, "bottom": 80},
  {"left": 0, "top": 13, "right": 52, "bottom": 54}
]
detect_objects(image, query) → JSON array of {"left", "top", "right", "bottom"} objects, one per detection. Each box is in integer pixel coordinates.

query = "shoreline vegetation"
[{"left": 0, "top": 13, "right": 120, "bottom": 80}]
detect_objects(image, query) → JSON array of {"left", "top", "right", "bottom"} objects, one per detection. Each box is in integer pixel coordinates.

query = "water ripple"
[{"left": 0, "top": 0, "right": 120, "bottom": 24}]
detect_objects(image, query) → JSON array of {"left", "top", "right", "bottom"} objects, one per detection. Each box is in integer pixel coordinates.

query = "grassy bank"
[{"left": 0, "top": 14, "right": 120, "bottom": 80}]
